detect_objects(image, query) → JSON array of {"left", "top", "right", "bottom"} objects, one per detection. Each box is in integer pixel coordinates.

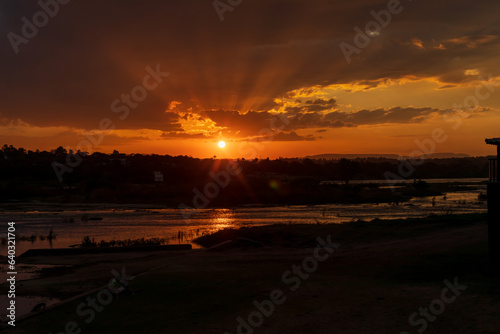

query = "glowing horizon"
[{"left": 1, "top": 1, "right": 499, "bottom": 158}]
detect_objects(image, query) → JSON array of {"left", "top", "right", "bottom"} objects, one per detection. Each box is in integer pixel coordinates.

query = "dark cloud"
[
  {"left": 302, "top": 98, "right": 337, "bottom": 112},
  {"left": 437, "top": 84, "right": 458, "bottom": 90},
  {"left": 248, "top": 131, "right": 318, "bottom": 142},
  {"left": 286, "top": 107, "right": 441, "bottom": 129},
  {"left": 0, "top": 0, "right": 498, "bottom": 138},
  {"left": 161, "top": 132, "right": 210, "bottom": 139},
  {"left": 202, "top": 109, "right": 277, "bottom": 136},
  {"left": 196, "top": 106, "right": 454, "bottom": 137},
  {"left": 285, "top": 98, "right": 337, "bottom": 114}
]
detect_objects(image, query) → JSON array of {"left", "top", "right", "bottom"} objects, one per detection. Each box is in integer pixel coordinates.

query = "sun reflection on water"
[{"left": 208, "top": 208, "right": 235, "bottom": 231}]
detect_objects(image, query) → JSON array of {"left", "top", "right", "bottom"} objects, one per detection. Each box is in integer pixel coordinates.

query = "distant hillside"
[
  {"left": 424, "top": 153, "right": 471, "bottom": 159},
  {"left": 305, "top": 153, "right": 471, "bottom": 160}
]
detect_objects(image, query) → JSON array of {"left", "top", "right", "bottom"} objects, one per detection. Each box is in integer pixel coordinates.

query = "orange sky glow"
[{"left": 1, "top": 1, "right": 499, "bottom": 158}]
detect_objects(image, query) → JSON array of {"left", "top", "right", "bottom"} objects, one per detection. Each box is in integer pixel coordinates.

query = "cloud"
[
  {"left": 202, "top": 109, "right": 277, "bottom": 136},
  {"left": 437, "top": 84, "right": 457, "bottom": 90},
  {"left": 196, "top": 106, "right": 458, "bottom": 137},
  {"left": 305, "top": 98, "right": 337, "bottom": 106},
  {"left": 161, "top": 132, "right": 210, "bottom": 139},
  {"left": 168, "top": 101, "right": 182, "bottom": 110},
  {"left": 248, "top": 131, "right": 318, "bottom": 142},
  {"left": 445, "top": 35, "right": 498, "bottom": 48},
  {"left": 0, "top": 0, "right": 499, "bottom": 148},
  {"left": 301, "top": 98, "right": 337, "bottom": 112},
  {"left": 411, "top": 38, "right": 424, "bottom": 49}
]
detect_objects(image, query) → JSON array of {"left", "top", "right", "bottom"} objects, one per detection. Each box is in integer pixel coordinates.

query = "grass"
[
  {"left": 1, "top": 228, "right": 56, "bottom": 244},
  {"left": 79, "top": 236, "right": 169, "bottom": 248},
  {"left": 193, "top": 213, "right": 488, "bottom": 248}
]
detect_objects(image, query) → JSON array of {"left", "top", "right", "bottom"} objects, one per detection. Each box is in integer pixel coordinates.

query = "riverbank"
[
  {"left": 0, "top": 187, "right": 488, "bottom": 255},
  {"left": 2, "top": 213, "right": 499, "bottom": 333},
  {"left": 0, "top": 178, "right": 488, "bottom": 208}
]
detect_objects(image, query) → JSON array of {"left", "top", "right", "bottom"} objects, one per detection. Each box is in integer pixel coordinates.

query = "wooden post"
[
  {"left": 488, "top": 182, "right": 500, "bottom": 274},
  {"left": 489, "top": 144, "right": 500, "bottom": 274},
  {"left": 497, "top": 146, "right": 500, "bottom": 182}
]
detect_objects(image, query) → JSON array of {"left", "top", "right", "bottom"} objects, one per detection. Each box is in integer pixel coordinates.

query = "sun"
[{"left": 218, "top": 141, "right": 226, "bottom": 148}]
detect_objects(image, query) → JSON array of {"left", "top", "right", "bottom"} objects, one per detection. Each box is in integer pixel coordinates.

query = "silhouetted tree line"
[{"left": 0, "top": 145, "right": 489, "bottom": 205}]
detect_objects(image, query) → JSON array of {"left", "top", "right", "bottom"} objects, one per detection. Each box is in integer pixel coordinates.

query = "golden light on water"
[{"left": 210, "top": 208, "right": 234, "bottom": 231}]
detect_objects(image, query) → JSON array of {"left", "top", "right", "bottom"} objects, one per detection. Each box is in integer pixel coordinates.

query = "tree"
[
  {"left": 51, "top": 146, "right": 67, "bottom": 159},
  {"left": 338, "top": 158, "right": 361, "bottom": 185}
]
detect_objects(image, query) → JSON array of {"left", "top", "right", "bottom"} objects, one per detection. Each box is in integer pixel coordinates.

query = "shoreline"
[
  {"left": 0, "top": 178, "right": 488, "bottom": 210},
  {"left": 2, "top": 213, "right": 499, "bottom": 333}
]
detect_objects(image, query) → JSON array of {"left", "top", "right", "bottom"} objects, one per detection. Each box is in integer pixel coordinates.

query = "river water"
[
  {"left": 0, "top": 179, "right": 488, "bottom": 254},
  {"left": 0, "top": 179, "right": 490, "bottom": 321}
]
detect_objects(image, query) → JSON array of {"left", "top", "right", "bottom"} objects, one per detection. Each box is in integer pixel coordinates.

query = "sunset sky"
[{"left": 1, "top": 0, "right": 499, "bottom": 158}]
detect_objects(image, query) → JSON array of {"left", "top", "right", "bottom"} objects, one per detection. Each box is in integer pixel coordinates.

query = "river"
[{"left": 0, "top": 179, "right": 488, "bottom": 254}]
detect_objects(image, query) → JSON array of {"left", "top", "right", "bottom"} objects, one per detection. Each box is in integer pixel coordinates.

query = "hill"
[{"left": 305, "top": 153, "right": 471, "bottom": 160}]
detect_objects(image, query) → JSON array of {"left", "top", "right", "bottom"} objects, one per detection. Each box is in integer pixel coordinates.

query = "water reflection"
[
  {"left": 0, "top": 188, "right": 487, "bottom": 252},
  {"left": 208, "top": 208, "right": 235, "bottom": 231}
]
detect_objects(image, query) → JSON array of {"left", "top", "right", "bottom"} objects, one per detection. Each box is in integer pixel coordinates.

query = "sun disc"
[{"left": 218, "top": 141, "right": 226, "bottom": 148}]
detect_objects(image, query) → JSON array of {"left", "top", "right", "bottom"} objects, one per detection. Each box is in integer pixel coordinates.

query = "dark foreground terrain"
[{"left": 2, "top": 214, "right": 499, "bottom": 333}]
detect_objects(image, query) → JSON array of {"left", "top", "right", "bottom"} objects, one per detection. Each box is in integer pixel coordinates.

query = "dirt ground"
[{"left": 2, "top": 216, "right": 500, "bottom": 334}]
